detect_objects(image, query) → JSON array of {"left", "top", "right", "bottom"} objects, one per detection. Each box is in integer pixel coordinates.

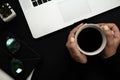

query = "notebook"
[{"left": 18, "top": 0, "right": 120, "bottom": 38}]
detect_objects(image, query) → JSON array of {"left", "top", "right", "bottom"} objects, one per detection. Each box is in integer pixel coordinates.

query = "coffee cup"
[{"left": 75, "top": 24, "right": 107, "bottom": 56}]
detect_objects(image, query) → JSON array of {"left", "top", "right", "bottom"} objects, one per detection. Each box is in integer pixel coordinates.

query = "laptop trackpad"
[{"left": 57, "top": 0, "right": 91, "bottom": 22}]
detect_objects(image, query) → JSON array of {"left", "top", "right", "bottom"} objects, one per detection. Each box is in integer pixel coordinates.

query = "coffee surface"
[{"left": 77, "top": 28, "right": 103, "bottom": 52}]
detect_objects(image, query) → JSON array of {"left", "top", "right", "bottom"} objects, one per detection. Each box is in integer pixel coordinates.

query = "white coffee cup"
[{"left": 75, "top": 24, "right": 107, "bottom": 56}]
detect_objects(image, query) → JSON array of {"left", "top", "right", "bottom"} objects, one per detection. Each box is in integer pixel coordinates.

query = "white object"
[
  {"left": 1, "top": 9, "right": 16, "bottom": 22},
  {"left": 0, "top": 3, "right": 16, "bottom": 22},
  {"left": 75, "top": 24, "right": 107, "bottom": 56},
  {"left": 0, "top": 68, "right": 34, "bottom": 80},
  {"left": 0, "top": 69, "right": 14, "bottom": 80},
  {"left": 18, "top": 0, "right": 120, "bottom": 39},
  {"left": 26, "top": 69, "right": 35, "bottom": 80}
]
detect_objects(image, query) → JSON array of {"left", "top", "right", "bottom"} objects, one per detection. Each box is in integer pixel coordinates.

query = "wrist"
[{"left": 102, "top": 50, "right": 116, "bottom": 59}]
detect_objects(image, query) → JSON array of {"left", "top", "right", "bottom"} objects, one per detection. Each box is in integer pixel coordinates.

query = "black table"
[{"left": 0, "top": 0, "right": 120, "bottom": 80}]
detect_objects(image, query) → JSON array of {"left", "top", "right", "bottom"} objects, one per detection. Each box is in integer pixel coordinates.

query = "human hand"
[
  {"left": 66, "top": 23, "right": 87, "bottom": 64},
  {"left": 98, "top": 23, "right": 120, "bottom": 59}
]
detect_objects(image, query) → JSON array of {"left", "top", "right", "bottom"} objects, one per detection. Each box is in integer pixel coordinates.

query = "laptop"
[{"left": 18, "top": 0, "right": 120, "bottom": 39}]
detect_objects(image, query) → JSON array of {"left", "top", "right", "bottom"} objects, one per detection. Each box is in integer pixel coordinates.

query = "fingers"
[
  {"left": 109, "top": 24, "right": 120, "bottom": 43},
  {"left": 66, "top": 23, "right": 119, "bottom": 63},
  {"left": 67, "top": 23, "right": 84, "bottom": 45},
  {"left": 68, "top": 23, "right": 84, "bottom": 41},
  {"left": 98, "top": 24, "right": 113, "bottom": 45},
  {"left": 70, "top": 23, "right": 84, "bottom": 34},
  {"left": 106, "top": 23, "right": 120, "bottom": 39},
  {"left": 66, "top": 40, "right": 87, "bottom": 64},
  {"left": 98, "top": 23, "right": 120, "bottom": 37},
  {"left": 98, "top": 23, "right": 120, "bottom": 59},
  {"left": 66, "top": 23, "right": 87, "bottom": 64},
  {"left": 102, "top": 25, "right": 114, "bottom": 46},
  {"left": 98, "top": 23, "right": 120, "bottom": 43}
]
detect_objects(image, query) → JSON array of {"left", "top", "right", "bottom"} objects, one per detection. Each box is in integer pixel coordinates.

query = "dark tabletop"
[{"left": 0, "top": 0, "right": 120, "bottom": 80}]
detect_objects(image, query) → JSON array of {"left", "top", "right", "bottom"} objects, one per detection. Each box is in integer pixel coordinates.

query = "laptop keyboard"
[{"left": 31, "top": 0, "right": 51, "bottom": 7}]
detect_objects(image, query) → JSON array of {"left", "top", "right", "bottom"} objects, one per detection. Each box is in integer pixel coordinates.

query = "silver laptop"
[{"left": 18, "top": 0, "right": 120, "bottom": 39}]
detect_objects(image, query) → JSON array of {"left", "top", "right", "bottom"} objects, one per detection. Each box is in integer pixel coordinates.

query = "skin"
[{"left": 66, "top": 23, "right": 120, "bottom": 64}]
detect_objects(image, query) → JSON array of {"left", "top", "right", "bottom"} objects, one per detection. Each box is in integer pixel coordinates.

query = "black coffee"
[{"left": 77, "top": 28, "right": 103, "bottom": 52}]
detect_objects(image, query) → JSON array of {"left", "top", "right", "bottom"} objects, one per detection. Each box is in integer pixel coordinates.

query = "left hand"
[{"left": 66, "top": 23, "right": 87, "bottom": 64}]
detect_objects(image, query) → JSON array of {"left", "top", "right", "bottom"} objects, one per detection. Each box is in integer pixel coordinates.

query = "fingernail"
[
  {"left": 102, "top": 25, "right": 110, "bottom": 31},
  {"left": 70, "top": 37, "right": 75, "bottom": 43},
  {"left": 111, "top": 31, "right": 114, "bottom": 35}
]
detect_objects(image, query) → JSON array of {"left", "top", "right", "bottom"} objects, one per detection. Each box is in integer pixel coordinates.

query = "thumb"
[{"left": 102, "top": 25, "right": 113, "bottom": 46}]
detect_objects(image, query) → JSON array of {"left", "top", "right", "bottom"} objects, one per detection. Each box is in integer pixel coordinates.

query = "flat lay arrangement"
[{"left": 0, "top": 0, "right": 120, "bottom": 80}]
